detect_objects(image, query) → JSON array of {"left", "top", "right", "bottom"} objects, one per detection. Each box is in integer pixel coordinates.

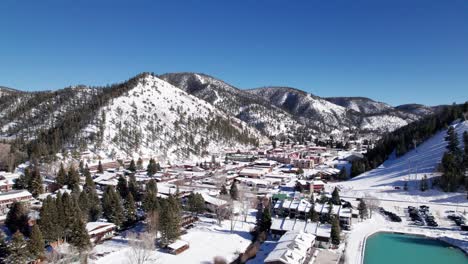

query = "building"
[
  {"left": 264, "top": 230, "right": 316, "bottom": 264},
  {"left": 86, "top": 222, "right": 116, "bottom": 244},
  {"left": 0, "top": 190, "right": 34, "bottom": 215},
  {"left": 292, "top": 159, "right": 314, "bottom": 169},
  {"left": 238, "top": 167, "right": 270, "bottom": 178},
  {"left": 167, "top": 240, "right": 189, "bottom": 255}
]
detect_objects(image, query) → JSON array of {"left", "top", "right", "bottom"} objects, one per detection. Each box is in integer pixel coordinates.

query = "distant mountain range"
[{"left": 0, "top": 72, "right": 437, "bottom": 161}]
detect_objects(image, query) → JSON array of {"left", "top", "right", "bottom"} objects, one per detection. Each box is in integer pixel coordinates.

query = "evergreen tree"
[
  {"left": 294, "top": 181, "right": 303, "bottom": 193},
  {"left": 331, "top": 187, "right": 341, "bottom": 205},
  {"left": 159, "top": 196, "right": 181, "bottom": 244},
  {"left": 68, "top": 217, "right": 91, "bottom": 251},
  {"left": 61, "top": 192, "right": 81, "bottom": 239},
  {"left": 308, "top": 205, "right": 319, "bottom": 222},
  {"left": 83, "top": 164, "right": 91, "bottom": 178},
  {"left": 117, "top": 176, "right": 129, "bottom": 199},
  {"left": 124, "top": 193, "right": 138, "bottom": 226},
  {"left": 463, "top": 131, "right": 468, "bottom": 170},
  {"left": 102, "top": 186, "right": 125, "bottom": 227},
  {"left": 128, "top": 174, "right": 140, "bottom": 201},
  {"left": 5, "top": 202, "right": 29, "bottom": 236},
  {"left": 259, "top": 207, "right": 272, "bottom": 232},
  {"left": 6, "top": 232, "right": 28, "bottom": 264},
  {"left": 147, "top": 158, "right": 157, "bottom": 176},
  {"left": 55, "top": 192, "right": 65, "bottom": 239},
  {"left": 330, "top": 216, "right": 341, "bottom": 245},
  {"left": 446, "top": 126, "right": 461, "bottom": 154},
  {"left": 13, "top": 167, "right": 30, "bottom": 190},
  {"left": 83, "top": 173, "right": 102, "bottom": 221},
  {"left": 230, "top": 181, "right": 239, "bottom": 200},
  {"left": 220, "top": 184, "right": 228, "bottom": 195},
  {"left": 29, "top": 166, "right": 44, "bottom": 197},
  {"left": 137, "top": 158, "right": 143, "bottom": 170},
  {"left": 28, "top": 225, "right": 45, "bottom": 260},
  {"left": 78, "top": 190, "right": 89, "bottom": 217},
  {"left": 67, "top": 165, "right": 80, "bottom": 190},
  {"left": 39, "top": 196, "right": 60, "bottom": 243},
  {"left": 187, "top": 193, "right": 205, "bottom": 216},
  {"left": 56, "top": 163, "right": 67, "bottom": 187},
  {"left": 97, "top": 160, "right": 104, "bottom": 173},
  {"left": 128, "top": 159, "right": 136, "bottom": 172},
  {"left": 142, "top": 179, "right": 159, "bottom": 212},
  {"left": 358, "top": 200, "right": 368, "bottom": 220}
]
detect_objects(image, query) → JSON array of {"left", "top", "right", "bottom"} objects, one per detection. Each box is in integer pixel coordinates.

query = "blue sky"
[{"left": 1, "top": 0, "right": 467, "bottom": 106}]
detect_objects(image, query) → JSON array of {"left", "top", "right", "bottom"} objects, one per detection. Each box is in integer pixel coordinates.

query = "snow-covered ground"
[
  {"left": 90, "top": 214, "right": 257, "bottom": 264},
  {"left": 329, "top": 121, "right": 468, "bottom": 264},
  {"left": 331, "top": 121, "right": 468, "bottom": 205}
]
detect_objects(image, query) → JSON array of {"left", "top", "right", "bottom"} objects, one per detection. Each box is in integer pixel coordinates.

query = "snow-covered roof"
[
  {"left": 264, "top": 230, "right": 315, "bottom": 264},
  {"left": 0, "top": 190, "right": 33, "bottom": 201},
  {"left": 168, "top": 240, "right": 189, "bottom": 250},
  {"left": 86, "top": 222, "right": 116, "bottom": 236},
  {"left": 198, "top": 192, "right": 227, "bottom": 207}
]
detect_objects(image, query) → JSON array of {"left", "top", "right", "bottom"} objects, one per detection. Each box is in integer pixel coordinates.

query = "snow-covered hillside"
[
  {"left": 160, "top": 73, "right": 307, "bottom": 136},
  {"left": 332, "top": 121, "right": 468, "bottom": 204},
  {"left": 84, "top": 74, "right": 265, "bottom": 161},
  {"left": 249, "top": 87, "right": 429, "bottom": 135}
]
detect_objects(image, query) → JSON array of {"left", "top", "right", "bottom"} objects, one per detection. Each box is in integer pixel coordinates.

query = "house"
[
  {"left": 0, "top": 190, "right": 34, "bottom": 215},
  {"left": 86, "top": 222, "right": 116, "bottom": 244},
  {"left": 199, "top": 192, "right": 227, "bottom": 212},
  {"left": 167, "top": 240, "right": 189, "bottom": 255},
  {"left": 0, "top": 179, "right": 14, "bottom": 192},
  {"left": 264, "top": 230, "right": 316, "bottom": 264}
]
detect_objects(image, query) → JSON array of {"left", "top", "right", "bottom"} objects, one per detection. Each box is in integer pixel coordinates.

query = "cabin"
[
  {"left": 86, "top": 222, "right": 116, "bottom": 244},
  {"left": 167, "top": 240, "right": 189, "bottom": 255}
]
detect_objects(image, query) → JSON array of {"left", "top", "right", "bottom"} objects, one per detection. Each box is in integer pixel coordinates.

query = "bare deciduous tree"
[
  {"left": 363, "top": 194, "right": 380, "bottom": 218},
  {"left": 126, "top": 232, "right": 156, "bottom": 264}
]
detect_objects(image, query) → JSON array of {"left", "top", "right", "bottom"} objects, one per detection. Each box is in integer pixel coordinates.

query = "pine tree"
[
  {"left": 220, "top": 184, "right": 228, "bottom": 195},
  {"left": 124, "top": 193, "right": 137, "bottom": 226},
  {"left": 6, "top": 232, "right": 28, "bottom": 264},
  {"left": 187, "top": 193, "right": 205, "bottom": 216},
  {"left": 55, "top": 192, "right": 65, "bottom": 239},
  {"left": 137, "top": 158, "right": 143, "bottom": 170},
  {"left": 83, "top": 173, "right": 102, "bottom": 221},
  {"left": 308, "top": 205, "right": 319, "bottom": 222},
  {"left": 330, "top": 216, "right": 341, "bottom": 245},
  {"left": 29, "top": 166, "right": 44, "bottom": 197},
  {"left": 259, "top": 207, "right": 272, "bottom": 232},
  {"left": 79, "top": 160, "right": 84, "bottom": 173},
  {"left": 117, "top": 176, "right": 129, "bottom": 199},
  {"left": 358, "top": 200, "right": 368, "bottom": 220},
  {"left": 39, "top": 196, "right": 60, "bottom": 243},
  {"left": 463, "top": 131, "right": 468, "bottom": 170},
  {"left": 78, "top": 190, "right": 89, "bottom": 217},
  {"left": 142, "top": 179, "right": 159, "bottom": 213},
  {"left": 67, "top": 165, "right": 80, "bottom": 190},
  {"left": 128, "top": 174, "right": 140, "bottom": 201},
  {"left": 61, "top": 192, "right": 81, "bottom": 239},
  {"left": 128, "top": 159, "right": 136, "bottom": 172},
  {"left": 446, "top": 126, "right": 461, "bottom": 154},
  {"left": 68, "top": 217, "right": 91, "bottom": 251},
  {"left": 56, "top": 163, "right": 67, "bottom": 187},
  {"left": 13, "top": 168, "right": 30, "bottom": 190},
  {"left": 230, "top": 182, "right": 239, "bottom": 200},
  {"left": 159, "top": 196, "right": 181, "bottom": 244},
  {"left": 28, "top": 225, "right": 45, "bottom": 260},
  {"left": 331, "top": 187, "right": 341, "bottom": 205},
  {"left": 5, "top": 202, "right": 29, "bottom": 236},
  {"left": 102, "top": 186, "right": 125, "bottom": 227},
  {"left": 97, "top": 160, "right": 104, "bottom": 173}
]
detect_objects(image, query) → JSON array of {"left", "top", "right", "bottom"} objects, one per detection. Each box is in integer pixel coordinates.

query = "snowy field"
[
  {"left": 331, "top": 121, "right": 468, "bottom": 205},
  {"left": 89, "top": 214, "right": 257, "bottom": 264}
]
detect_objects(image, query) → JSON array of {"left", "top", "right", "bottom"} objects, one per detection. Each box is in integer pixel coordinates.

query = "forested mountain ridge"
[
  {"left": 159, "top": 73, "right": 308, "bottom": 137},
  {"left": 248, "top": 87, "right": 431, "bottom": 135},
  {"left": 0, "top": 73, "right": 264, "bottom": 163}
]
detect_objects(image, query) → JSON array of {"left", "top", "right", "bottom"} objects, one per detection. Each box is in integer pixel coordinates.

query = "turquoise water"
[{"left": 364, "top": 232, "right": 468, "bottom": 264}]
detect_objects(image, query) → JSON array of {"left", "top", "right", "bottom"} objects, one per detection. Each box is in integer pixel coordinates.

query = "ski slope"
[{"left": 331, "top": 121, "right": 468, "bottom": 204}]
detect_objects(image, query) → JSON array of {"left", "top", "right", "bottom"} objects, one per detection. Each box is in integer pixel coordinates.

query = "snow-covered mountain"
[
  {"left": 83, "top": 74, "right": 264, "bottom": 161},
  {"left": 0, "top": 72, "right": 436, "bottom": 161},
  {"left": 248, "top": 87, "right": 431, "bottom": 135},
  {"left": 159, "top": 73, "right": 307, "bottom": 137},
  {"left": 0, "top": 74, "right": 265, "bottom": 161}
]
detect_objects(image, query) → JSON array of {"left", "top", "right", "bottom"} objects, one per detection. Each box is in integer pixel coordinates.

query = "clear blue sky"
[{"left": 1, "top": 0, "right": 467, "bottom": 106}]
